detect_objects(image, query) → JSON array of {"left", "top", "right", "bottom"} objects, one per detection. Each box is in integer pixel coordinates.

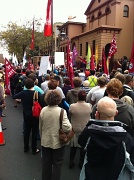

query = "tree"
[{"left": 0, "top": 19, "right": 49, "bottom": 61}]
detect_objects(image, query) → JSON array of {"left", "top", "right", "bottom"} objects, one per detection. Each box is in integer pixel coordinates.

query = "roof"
[{"left": 58, "top": 21, "right": 86, "bottom": 30}]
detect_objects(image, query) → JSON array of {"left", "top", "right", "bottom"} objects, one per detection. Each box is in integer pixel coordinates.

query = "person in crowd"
[
  {"left": 62, "top": 77, "right": 73, "bottom": 98},
  {"left": 87, "top": 70, "right": 97, "bottom": 88},
  {"left": 123, "top": 74, "right": 134, "bottom": 101},
  {"left": 92, "top": 78, "right": 134, "bottom": 136},
  {"left": 13, "top": 68, "right": 23, "bottom": 94},
  {"left": 78, "top": 68, "right": 85, "bottom": 83},
  {"left": 0, "top": 80, "right": 6, "bottom": 130},
  {"left": 69, "top": 90, "right": 92, "bottom": 169},
  {"left": 78, "top": 96, "right": 134, "bottom": 180},
  {"left": 66, "top": 77, "right": 82, "bottom": 105},
  {"left": 39, "top": 89, "right": 72, "bottom": 180},
  {"left": 121, "top": 95, "right": 134, "bottom": 107},
  {"left": 74, "top": 71, "right": 80, "bottom": 77},
  {"left": 121, "top": 56, "right": 128, "bottom": 73},
  {"left": 86, "top": 82, "right": 100, "bottom": 103},
  {"left": 13, "top": 78, "right": 42, "bottom": 155},
  {"left": 90, "top": 76, "right": 107, "bottom": 105},
  {"left": 25, "top": 73, "right": 44, "bottom": 94},
  {"left": 41, "top": 74, "right": 50, "bottom": 93},
  {"left": 80, "top": 80, "right": 91, "bottom": 95}
]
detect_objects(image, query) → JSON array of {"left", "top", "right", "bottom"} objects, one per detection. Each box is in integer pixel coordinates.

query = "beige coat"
[
  {"left": 39, "top": 105, "right": 72, "bottom": 149},
  {"left": 69, "top": 101, "right": 92, "bottom": 147}
]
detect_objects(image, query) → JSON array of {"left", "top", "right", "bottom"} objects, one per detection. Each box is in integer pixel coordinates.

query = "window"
[
  {"left": 105, "top": 7, "right": 110, "bottom": 14},
  {"left": 98, "top": 11, "right": 102, "bottom": 18},
  {"left": 86, "top": 42, "right": 88, "bottom": 55},
  {"left": 80, "top": 44, "right": 82, "bottom": 56},
  {"left": 91, "top": 15, "right": 95, "bottom": 21},
  {"left": 123, "top": 5, "right": 129, "bottom": 17}
]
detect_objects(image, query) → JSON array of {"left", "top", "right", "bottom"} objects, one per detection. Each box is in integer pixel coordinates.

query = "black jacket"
[{"left": 78, "top": 120, "right": 134, "bottom": 180}]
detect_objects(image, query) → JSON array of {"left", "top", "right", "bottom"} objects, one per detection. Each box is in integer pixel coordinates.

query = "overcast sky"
[{"left": 0, "top": 0, "right": 91, "bottom": 57}]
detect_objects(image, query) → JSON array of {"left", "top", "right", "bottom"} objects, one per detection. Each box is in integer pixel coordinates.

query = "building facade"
[{"left": 58, "top": 0, "right": 134, "bottom": 63}]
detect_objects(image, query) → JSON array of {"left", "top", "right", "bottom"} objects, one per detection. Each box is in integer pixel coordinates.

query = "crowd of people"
[{"left": 1, "top": 57, "right": 134, "bottom": 180}]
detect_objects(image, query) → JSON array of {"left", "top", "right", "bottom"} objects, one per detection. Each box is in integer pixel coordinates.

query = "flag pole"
[{"left": 51, "top": 0, "right": 54, "bottom": 71}]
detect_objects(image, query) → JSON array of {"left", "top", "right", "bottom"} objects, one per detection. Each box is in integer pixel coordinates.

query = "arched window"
[
  {"left": 105, "top": 7, "right": 110, "bottom": 14},
  {"left": 123, "top": 5, "right": 129, "bottom": 17},
  {"left": 91, "top": 15, "right": 95, "bottom": 21},
  {"left": 98, "top": 11, "right": 102, "bottom": 18}
]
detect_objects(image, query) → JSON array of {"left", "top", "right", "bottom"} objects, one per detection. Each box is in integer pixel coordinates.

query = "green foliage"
[{"left": 0, "top": 19, "right": 49, "bottom": 61}]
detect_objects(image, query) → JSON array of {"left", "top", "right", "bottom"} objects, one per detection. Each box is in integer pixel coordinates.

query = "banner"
[
  {"left": 72, "top": 46, "right": 78, "bottom": 66},
  {"left": 102, "top": 48, "right": 108, "bottom": 74},
  {"left": 44, "top": 0, "right": 52, "bottom": 36},
  {"left": 67, "top": 41, "right": 74, "bottom": 87},
  {"left": 86, "top": 45, "right": 91, "bottom": 69},
  {"left": 129, "top": 42, "right": 134, "bottom": 73},
  {"left": 5, "top": 58, "right": 15, "bottom": 95},
  {"left": 39, "top": 56, "right": 50, "bottom": 76}
]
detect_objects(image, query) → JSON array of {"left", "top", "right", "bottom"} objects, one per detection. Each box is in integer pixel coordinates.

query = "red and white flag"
[
  {"left": 67, "top": 41, "right": 74, "bottom": 87},
  {"left": 5, "top": 58, "right": 16, "bottom": 95},
  {"left": 108, "top": 34, "right": 117, "bottom": 59},
  {"left": 129, "top": 42, "right": 134, "bottom": 73},
  {"left": 30, "top": 19, "right": 34, "bottom": 50},
  {"left": 44, "top": 0, "right": 52, "bottom": 36}
]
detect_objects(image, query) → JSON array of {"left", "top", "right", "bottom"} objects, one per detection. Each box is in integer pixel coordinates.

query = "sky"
[{"left": 0, "top": 0, "right": 91, "bottom": 58}]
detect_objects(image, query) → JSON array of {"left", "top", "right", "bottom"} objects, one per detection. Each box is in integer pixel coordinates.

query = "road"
[{"left": 0, "top": 96, "right": 80, "bottom": 180}]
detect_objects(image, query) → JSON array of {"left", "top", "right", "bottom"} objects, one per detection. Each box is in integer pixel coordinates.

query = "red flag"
[
  {"left": 30, "top": 20, "right": 34, "bottom": 50},
  {"left": 129, "top": 42, "right": 134, "bottom": 73},
  {"left": 102, "top": 48, "right": 108, "bottom": 75},
  {"left": 44, "top": 0, "right": 52, "bottom": 36},
  {"left": 5, "top": 58, "right": 16, "bottom": 95},
  {"left": 78, "top": 57, "right": 86, "bottom": 64},
  {"left": 108, "top": 34, "right": 117, "bottom": 59},
  {"left": 67, "top": 41, "right": 74, "bottom": 87}
]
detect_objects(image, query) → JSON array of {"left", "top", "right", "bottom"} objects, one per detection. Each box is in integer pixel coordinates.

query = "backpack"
[{"left": 32, "top": 91, "right": 42, "bottom": 118}]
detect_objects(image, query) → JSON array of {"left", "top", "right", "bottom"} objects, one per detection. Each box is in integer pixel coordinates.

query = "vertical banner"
[
  {"left": 129, "top": 42, "right": 134, "bottom": 73},
  {"left": 44, "top": 0, "right": 52, "bottom": 36},
  {"left": 55, "top": 52, "right": 64, "bottom": 66},
  {"left": 86, "top": 45, "right": 91, "bottom": 69},
  {"left": 30, "top": 19, "right": 34, "bottom": 50},
  {"left": 5, "top": 58, "right": 15, "bottom": 95}
]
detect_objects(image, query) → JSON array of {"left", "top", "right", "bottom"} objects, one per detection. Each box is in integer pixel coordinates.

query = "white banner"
[
  {"left": 55, "top": 52, "right": 64, "bottom": 66},
  {"left": 39, "top": 56, "right": 50, "bottom": 76}
]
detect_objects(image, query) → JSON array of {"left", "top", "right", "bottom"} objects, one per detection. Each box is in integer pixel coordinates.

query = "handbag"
[
  {"left": 59, "top": 108, "right": 74, "bottom": 144},
  {"left": 32, "top": 91, "right": 42, "bottom": 118}
]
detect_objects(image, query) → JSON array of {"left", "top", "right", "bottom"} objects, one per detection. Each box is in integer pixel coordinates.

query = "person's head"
[
  {"left": 16, "top": 68, "right": 21, "bottom": 74},
  {"left": 28, "top": 73, "right": 38, "bottom": 85},
  {"left": 78, "top": 90, "right": 87, "bottom": 101},
  {"left": 90, "top": 70, "right": 95, "bottom": 75},
  {"left": 97, "top": 76, "right": 107, "bottom": 87},
  {"left": 48, "top": 80, "right": 57, "bottom": 90},
  {"left": 45, "top": 90, "right": 62, "bottom": 106},
  {"left": 45, "top": 74, "right": 50, "bottom": 81},
  {"left": 121, "top": 95, "right": 134, "bottom": 107},
  {"left": 25, "top": 78, "right": 34, "bottom": 89},
  {"left": 64, "top": 78, "right": 71, "bottom": 85},
  {"left": 74, "top": 71, "right": 79, "bottom": 77},
  {"left": 53, "top": 75, "right": 61, "bottom": 86},
  {"left": 124, "top": 75, "right": 134, "bottom": 88},
  {"left": 115, "top": 73, "right": 125, "bottom": 85},
  {"left": 106, "top": 78, "right": 123, "bottom": 98},
  {"left": 83, "top": 80, "right": 89, "bottom": 87},
  {"left": 73, "top": 77, "right": 82, "bottom": 88},
  {"left": 95, "top": 96, "right": 118, "bottom": 120}
]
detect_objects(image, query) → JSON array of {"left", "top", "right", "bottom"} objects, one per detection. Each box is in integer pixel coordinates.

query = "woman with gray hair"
[{"left": 39, "top": 89, "right": 72, "bottom": 180}]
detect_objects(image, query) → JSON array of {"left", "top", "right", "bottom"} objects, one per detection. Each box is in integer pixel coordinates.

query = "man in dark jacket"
[{"left": 78, "top": 97, "right": 134, "bottom": 180}]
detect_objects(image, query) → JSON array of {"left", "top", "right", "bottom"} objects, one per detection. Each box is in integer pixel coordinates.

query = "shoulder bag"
[
  {"left": 59, "top": 108, "right": 74, "bottom": 144},
  {"left": 32, "top": 91, "right": 42, "bottom": 118}
]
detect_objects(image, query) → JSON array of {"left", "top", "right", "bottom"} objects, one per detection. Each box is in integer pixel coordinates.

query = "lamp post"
[{"left": 59, "top": 29, "right": 74, "bottom": 87}]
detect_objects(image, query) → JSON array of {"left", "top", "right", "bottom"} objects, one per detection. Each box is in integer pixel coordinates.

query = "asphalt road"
[{"left": 0, "top": 96, "right": 80, "bottom": 180}]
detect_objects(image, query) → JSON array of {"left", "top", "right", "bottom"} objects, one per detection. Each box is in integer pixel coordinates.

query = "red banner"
[
  {"left": 67, "top": 41, "right": 74, "bottom": 87},
  {"left": 44, "top": 0, "right": 52, "bottom": 36},
  {"left": 102, "top": 48, "right": 108, "bottom": 75},
  {"left": 5, "top": 58, "right": 16, "bottom": 95},
  {"left": 108, "top": 34, "right": 117, "bottom": 59},
  {"left": 30, "top": 20, "right": 34, "bottom": 50},
  {"left": 129, "top": 42, "right": 134, "bottom": 73}
]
